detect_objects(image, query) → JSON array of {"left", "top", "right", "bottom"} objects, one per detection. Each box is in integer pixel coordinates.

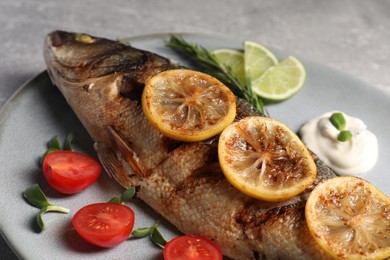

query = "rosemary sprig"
[{"left": 166, "top": 35, "right": 265, "bottom": 114}]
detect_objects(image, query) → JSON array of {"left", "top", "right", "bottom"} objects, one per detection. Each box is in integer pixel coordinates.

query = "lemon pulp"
[
  {"left": 306, "top": 176, "right": 390, "bottom": 259},
  {"left": 218, "top": 116, "right": 316, "bottom": 201},
  {"left": 142, "top": 69, "right": 236, "bottom": 142}
]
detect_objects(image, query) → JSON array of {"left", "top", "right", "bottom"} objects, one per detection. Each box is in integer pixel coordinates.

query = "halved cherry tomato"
[
  {"left": 42, "top": 150, "right": 101, "bottom": 194},
  {"left": 163, "top": 235, "right": 223, "bottom": 260},
  {"left": 72, "top": 203, "right": 135, "bottom": 248}
]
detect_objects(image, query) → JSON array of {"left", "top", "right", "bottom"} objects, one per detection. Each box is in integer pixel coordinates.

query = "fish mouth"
[
  {"left": 44, "top": 31, "right": 95, "bottom": 82},
  {"left": 45, "top": 31, "right": 101, "bottom": 68},
  {"left": 48, "top": 30, "right": 78, "bottom": 47}
]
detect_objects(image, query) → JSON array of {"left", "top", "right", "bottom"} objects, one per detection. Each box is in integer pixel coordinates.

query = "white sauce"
[{"left": 300, "top": 111, "right": 378, "bottom": 176}]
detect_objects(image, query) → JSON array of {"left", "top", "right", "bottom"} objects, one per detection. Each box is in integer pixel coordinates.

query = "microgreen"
[
  {"left": 108, "top": 187, "right": 167, "bottom": 246},
  {"left": 39, "top": 136, "right": 60, "bottom": 166},
  {"left": 64, "top": 132, "right": 76, "bottom": 151},
  {"left": 108, "top": 197, "right": 123, "bottom": 204},
  {"left": 337, "top": 130, "right": 353, "bottom": 142},
  {"left": 40, "top": 133, "right": 76, "bottom": 165},
  {"left": 23, "top": 184, "right": 69, "bottom": 231},
  {"left": 329, "top": 112, "right": 346, "bottom": 131},
  {"left": 132, "top": 220, "right": 167, "bottom": 247},
  {"left": 329, "top": 112, "right": 352, "bottom": 142},
  {"left": 150, "top": 227, "right": 167, "bottom": 247},
  {"left": 47, "top": 135, "right": 61, "bottom": 150},
  {"left": 109, "top": 187, "right": 137, "bottom": 204}
]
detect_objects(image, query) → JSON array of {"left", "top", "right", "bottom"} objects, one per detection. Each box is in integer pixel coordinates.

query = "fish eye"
[{"left": 75, "top": 34, "right": 96, "bottom": 44}]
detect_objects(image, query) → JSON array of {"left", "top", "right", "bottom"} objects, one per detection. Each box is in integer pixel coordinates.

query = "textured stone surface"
[{"left": 0, "top": 0, "right": 389, "bottom": 258}]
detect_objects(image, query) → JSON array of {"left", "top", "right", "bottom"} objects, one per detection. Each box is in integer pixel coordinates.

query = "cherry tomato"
[
  {"left": 163, "top": 235, "right": 223, "bottom": 260},
  {"left": 42, "top": 150, "right": 101, "bottom": 194},
  {"left": 72, "top": 203, "right": 135, "bottom": 248}
]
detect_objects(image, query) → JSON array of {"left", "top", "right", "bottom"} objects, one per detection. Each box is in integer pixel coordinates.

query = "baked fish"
[{"left": 44, "top": 30, "right": 335, "bottom": 259}]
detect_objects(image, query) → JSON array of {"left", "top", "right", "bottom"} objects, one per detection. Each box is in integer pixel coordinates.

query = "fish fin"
[
  {"left": 94, "top": 142, "right": 139, "bottom": 188},
  {"left": 106, "top": 126, "right": 146, "bottom": 178}
]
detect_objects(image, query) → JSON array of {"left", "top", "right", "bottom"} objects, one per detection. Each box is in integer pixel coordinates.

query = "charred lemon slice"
[
  {"left": 306, "top": 176, "right": 390, "bottom": 259},
  {"left": 142, "top": 69, "right": 236, "bottom": 142},
  {"left": 218, "top": 116, "right": 316, "bottom": 201}
]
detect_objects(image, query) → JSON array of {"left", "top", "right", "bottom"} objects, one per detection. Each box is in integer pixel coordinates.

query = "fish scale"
[{"left": 44, "top": 30, "right": 335, "bottom": 259}]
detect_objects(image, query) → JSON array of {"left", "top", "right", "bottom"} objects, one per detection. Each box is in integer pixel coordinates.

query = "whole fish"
[{"left": 44, "top": 30, "right": 335, "bottom": 259}]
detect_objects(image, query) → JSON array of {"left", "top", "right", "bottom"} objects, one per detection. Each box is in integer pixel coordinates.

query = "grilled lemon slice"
[
  {"left": 306, "top": 176, "right": 390, "bottom": 259},
  {"left": 142, "top": 69, "right": 236, "bottom": 142},
  {"left": 218, "top": 116, "right": 316, "bottom": 201}
]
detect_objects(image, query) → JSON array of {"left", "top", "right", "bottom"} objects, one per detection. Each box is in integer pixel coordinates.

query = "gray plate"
[{"left": 0, "top": 33, "right": 389, "bottom": 260}]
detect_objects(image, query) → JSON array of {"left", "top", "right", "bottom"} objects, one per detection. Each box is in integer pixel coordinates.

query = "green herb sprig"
[
  {"left": 329, "top": 112, "right": 353, "bottom": 142},
  {"left": 166, "top": 35, "right": 265, "bottom": 114},
  {"left": 40, "top": 133, "right": 76, "bottom": 165},
  {"left": 110, "top": 187, "right": 167, "bottom": 246},
  {"left": 132, "top": 220, "right": 167, "bottom": 247},
  {"left": 109, "top": 187, "right": 137, "bottom": 204},
  {"left": 23, "top": 184, "right": 70, "bottom": 231}
]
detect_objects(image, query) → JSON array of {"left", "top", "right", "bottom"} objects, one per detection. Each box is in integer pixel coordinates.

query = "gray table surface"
[{"left": 1, "top": 0, "right": 389, "bottom": 259}]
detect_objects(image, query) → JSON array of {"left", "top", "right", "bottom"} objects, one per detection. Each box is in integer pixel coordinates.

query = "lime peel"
[
  {"left": 244, "top": 41, "right": 279, "bottom": 80},
  {"left": 212, "top": 48, "right": 246, "bottom": 86},
  {"left": 251, "top": 56, "right": 306, "bottom": 101},
  {"left": 214, "top": 41, "right": 307, "bottom": 102}
]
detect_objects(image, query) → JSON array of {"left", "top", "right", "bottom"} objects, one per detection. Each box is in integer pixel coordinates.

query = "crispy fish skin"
[{"left": 44, "top": 31, "right": 334, "bottom": 259}]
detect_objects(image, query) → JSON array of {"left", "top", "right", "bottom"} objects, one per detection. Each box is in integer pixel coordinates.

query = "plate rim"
[{"left": 1, "top": 32, "right": 389, "bottom": 259}]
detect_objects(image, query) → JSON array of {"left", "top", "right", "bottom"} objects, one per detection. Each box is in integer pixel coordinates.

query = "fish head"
[
  {"left": 43, "top": 31, "right": 178, "bottom": 180},
  {"left": 45, "top": 31, "right": 148, "bottom": 86},
  {"left": 44, "top": 31, "right": 176, "bottom": 100}
]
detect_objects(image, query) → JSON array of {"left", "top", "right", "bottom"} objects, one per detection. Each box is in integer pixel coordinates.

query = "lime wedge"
[
  {"left": 251, "top": 56, "right": 306, "bottom": 101},
  {"left": 244, "top": 41, "right": 278, "bottom": 86},
  {"left": 212, "top": 48, "right": 246, "bottom": 85}
]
